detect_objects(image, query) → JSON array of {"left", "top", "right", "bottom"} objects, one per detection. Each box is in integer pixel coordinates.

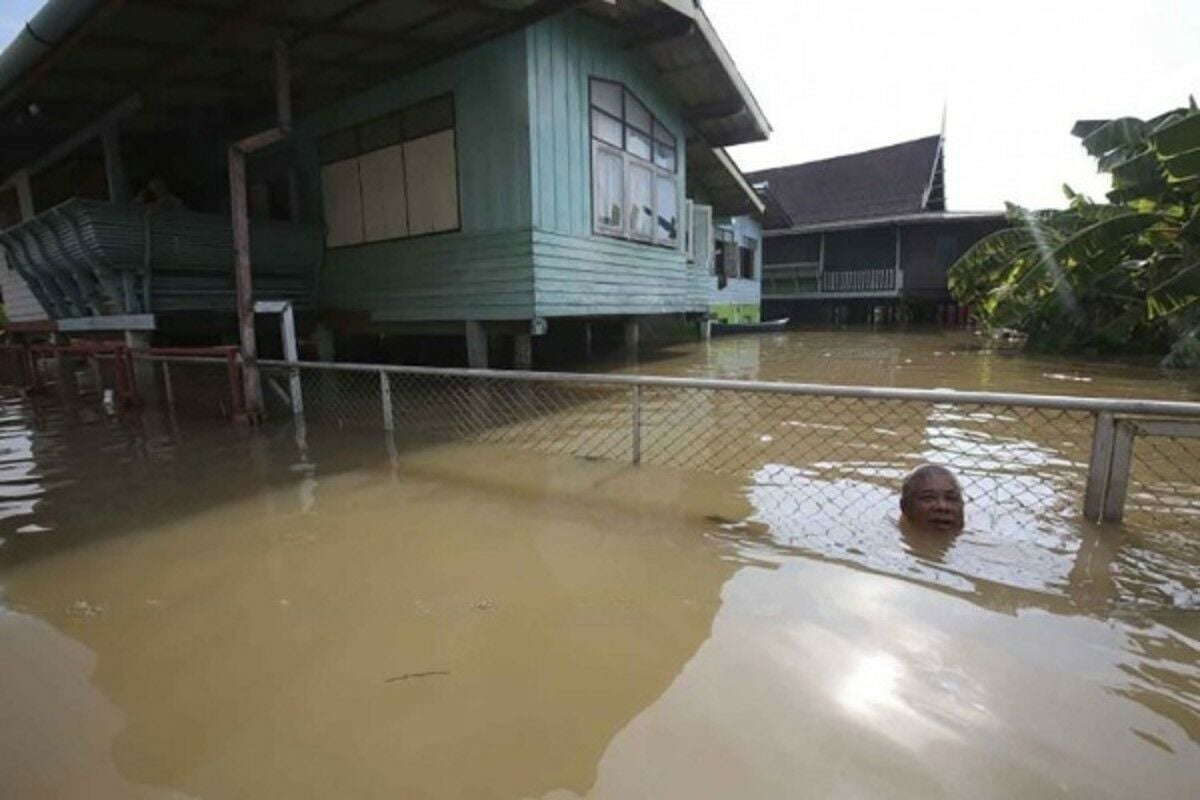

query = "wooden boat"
[{"left": 711, "top": 317, "right": 789, "bottom": 335}]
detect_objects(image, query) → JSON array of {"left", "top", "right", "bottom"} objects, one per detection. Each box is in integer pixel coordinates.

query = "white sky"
[
  {"left": 2, "top": 0, "right": 1197, "bottom": 210},
  {"left": 704, "top": 0, "right": 1200, "bottom": 210}
]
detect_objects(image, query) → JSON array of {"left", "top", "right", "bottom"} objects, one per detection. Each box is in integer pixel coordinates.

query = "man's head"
[{"left": 900, "top": 465, "right": 964, "bottom": 533}]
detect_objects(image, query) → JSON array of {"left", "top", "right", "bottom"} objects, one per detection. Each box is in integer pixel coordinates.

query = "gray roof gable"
[{"left": 747, "top": 135, "right": 944, "bottom": 229}]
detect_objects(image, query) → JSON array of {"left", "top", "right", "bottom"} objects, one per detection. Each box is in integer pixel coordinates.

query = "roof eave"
[
  {"left": 762, "top": 211, "right": 1007, "bottom": 237},
  {"left": 688, "top": 3, "right": 770, "bottom": 142},
  {"left": 712, "top": 146, "right": 765, "bottom": 216}
]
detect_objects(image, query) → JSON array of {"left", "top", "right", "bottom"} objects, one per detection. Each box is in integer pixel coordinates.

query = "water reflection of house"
[
  {"left": 0, "top": 0, "right": 768, "bottom": 377},
  {"left": 749, "top": 135, "right": 1006, "bottom": 324}
]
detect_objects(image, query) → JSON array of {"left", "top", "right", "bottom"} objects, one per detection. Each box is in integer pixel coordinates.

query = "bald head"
[{"left": 900, "top": 465, "right": 964, "bottom": 533}]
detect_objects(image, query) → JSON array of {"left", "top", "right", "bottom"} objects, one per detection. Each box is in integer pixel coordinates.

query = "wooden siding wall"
[
  {"left": 763, "top": 233, "right": 820, "bottom": 265},
  {"left": 825, "top": 226, "right": 895, "bottom": 271},
  {"left": 526, "top": 13, "right": 697, "bottom": 317},
  {"left": 300, "top": 30, "right": 536, "bottom": 321},
  {"left": 901, "top": 219, "right": 1006, "bottom": 300}
]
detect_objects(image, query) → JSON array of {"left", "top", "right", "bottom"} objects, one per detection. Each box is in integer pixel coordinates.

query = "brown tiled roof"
[{"left": 747, "top": 135, "right": 943, "bottom": 229}]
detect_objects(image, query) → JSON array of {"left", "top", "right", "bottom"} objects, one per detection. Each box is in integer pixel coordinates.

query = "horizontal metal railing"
[{"left": 249, "top": 358, "right": 1200, "bottom": 417}]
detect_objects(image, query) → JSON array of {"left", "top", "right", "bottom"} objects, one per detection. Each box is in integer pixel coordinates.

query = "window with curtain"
[
  {"left": 589, "top": 78, "right": 679, "bottom": 247},
  {"left": 318, "top": 94, "right": 459, "bottom": 248}
]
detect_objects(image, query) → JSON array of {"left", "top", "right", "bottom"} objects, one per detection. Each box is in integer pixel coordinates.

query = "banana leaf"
[
  {"left": 1163, "top": 148, "right": 1200, "bottom": 181},
  {"left": 1150, "top": 112, "right": 1200, "bottom": 156},
  {"left": 1078, "top": 117, "right": 1148, "bottom": 157}
]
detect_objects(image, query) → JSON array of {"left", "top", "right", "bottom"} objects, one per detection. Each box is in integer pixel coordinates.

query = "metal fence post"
[
  {"left": 1102, "top": 420, "right": 1136, "bottom": 522},
  {"left": 1083, "top": 412, "right": 1115, "bottom": 521},
  {"left": 380, "top": 370, "right": 394, "bottom": 431},
  {"left": 631, "top": 384, "right": 642, "bottom": 465}
]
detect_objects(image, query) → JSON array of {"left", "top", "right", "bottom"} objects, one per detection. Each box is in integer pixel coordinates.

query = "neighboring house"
[
  {"left": 0, "top": 0, "right": 768, "bottom": 366},
  {"left": 747, "top": 135, "right": 1006, "bottom": 324},
  {"left": 709, "top": 213, "right": 762, "bottom": 324}
]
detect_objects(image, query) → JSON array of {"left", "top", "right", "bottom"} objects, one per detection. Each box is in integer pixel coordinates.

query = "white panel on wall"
[
  {"left": 320, "top": 158, "right": 364, "bottom": 247},
  {"left": 692, "top": 204, "right": 713, "bottom": 274},
  {"left": 0, "top": 253, "right": 48, "bottom": 322},
  {"left": 404, "top": 130, "right": 459, "bottom": 237},
  {"left": 359, "top": 143, "right": 409, "bottom": 242}
]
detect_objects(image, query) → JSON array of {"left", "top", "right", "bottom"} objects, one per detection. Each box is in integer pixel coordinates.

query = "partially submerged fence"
[{"left": 4, "top": 345, "right": 1199, "bottom": 528}]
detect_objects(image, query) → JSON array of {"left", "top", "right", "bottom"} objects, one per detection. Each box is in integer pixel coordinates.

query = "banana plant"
[{"left": 949, "top": 99, "right": 1200, "bottom": 361}]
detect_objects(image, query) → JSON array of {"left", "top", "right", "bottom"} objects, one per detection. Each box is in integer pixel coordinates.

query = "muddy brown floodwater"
[{"left": 1, "top": 328, "right": 1198, "bottom": 799}]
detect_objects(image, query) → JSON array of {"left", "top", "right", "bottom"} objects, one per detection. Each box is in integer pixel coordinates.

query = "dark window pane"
[
  {"left": 359, "top": 111, "right": 403, "bottom": 152},
  {"left": 402, "top": 94, "right": 455, "bottom": 140},
  {"left": 935, "top": 235, "right": 959, "bottom": 269},
  {"left": 739, "top": 244, "right": 755, "bottom": 279},
  {"left": 653, "top": 119, "right": 675, "bottom": 147},
  {"left": 591, "top": 79, "right": 622, "bottom": 117},
  {"left": 592, "top": 109, "right": 623, "bottom": 147},
  {"left": 319, "top": 128, "right": 359, "bottom": 164},
  {"left": 625, "top": 91, "right": 651, "bottom": 133}
]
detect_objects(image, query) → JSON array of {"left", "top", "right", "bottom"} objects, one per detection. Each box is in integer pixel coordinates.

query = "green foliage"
[{"left": 949, "top": 99, "right": 1200, "bottom": 364}]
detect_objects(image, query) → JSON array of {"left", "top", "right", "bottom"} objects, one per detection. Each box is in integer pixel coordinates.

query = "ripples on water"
[{"left": 1, "top": 328, "right": 1199, "bottom": 798}]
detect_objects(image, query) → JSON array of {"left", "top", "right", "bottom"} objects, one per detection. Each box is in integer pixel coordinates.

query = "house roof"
[
  {"left": 747, "top": 135, "right": 945, "bottom": 230},
  {"left": 0, "top": 0, "right": 770, "bottom": 185},
  {"left": 686, "top": 142, "right": 764, "bottom": 217}
]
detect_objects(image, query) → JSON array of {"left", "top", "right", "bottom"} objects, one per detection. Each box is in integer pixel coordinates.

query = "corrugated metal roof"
[{"left": 749, "top": 135, "right": 944, "bottom": 229}]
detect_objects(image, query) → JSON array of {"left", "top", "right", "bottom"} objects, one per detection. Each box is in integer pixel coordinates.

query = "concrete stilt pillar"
[
  {"left": 54, "top": 352, "right": 79, "bottom": 406},
  {"left": 315, "top": 324, "right": 336, "bottom": 362},
  {"left": 314, "top": 323, "right": 337, "bottom": 410},
  {"left": 513, "top": 333, "right": 532, "bottom": 370},
  {"left": 466, "top": 320, "right": 488, "bottom": 369},
  {"left": 623, "top": 318, "right": 640, "bottom": 361},
  {"left": 582, "top": 323, "right": 593, "bottom": 359},
  {"left": 699, "top": 317, "right": 711, "bottom": 340},
  {"left": 124, "top": 330, "right": 156, "bottom": 405}
]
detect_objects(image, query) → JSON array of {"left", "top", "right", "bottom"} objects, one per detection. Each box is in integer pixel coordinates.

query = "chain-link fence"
[
  {"left": 4, "top": 349, "right": 1199, "bottom": 532},
  {"left": 244, "top": 358, "right": 1200, "bottom": 532}
]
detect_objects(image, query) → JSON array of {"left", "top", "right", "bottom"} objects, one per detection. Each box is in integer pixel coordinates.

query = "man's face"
[{"left": 904, "top": 473, "right": 964, "bottom": 533}]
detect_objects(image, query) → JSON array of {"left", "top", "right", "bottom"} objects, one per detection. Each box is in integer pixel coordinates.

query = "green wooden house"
[{"left": 0, "top": 0, "right": 767, "bottom": 367}]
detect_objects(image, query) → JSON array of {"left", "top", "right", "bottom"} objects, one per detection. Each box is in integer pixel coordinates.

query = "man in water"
[{"left": 899, "top": 464, "right": 965, "bottom": 534}]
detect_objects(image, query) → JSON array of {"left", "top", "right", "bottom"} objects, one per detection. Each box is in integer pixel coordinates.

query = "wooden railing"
[
  {"left": 762, "top": 264, "right": 901, "bottom": 296},
  {"left": 820, "top": 268, "right": 897, "bottom": 293}
]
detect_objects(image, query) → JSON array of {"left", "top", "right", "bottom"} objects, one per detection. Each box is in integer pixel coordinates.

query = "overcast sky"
[
  {"left": 2, "top": 0, "right": 1197, "bottom": 210},
  {"left": 705, "top": 0, "right": 1200, "bottom": 210}
]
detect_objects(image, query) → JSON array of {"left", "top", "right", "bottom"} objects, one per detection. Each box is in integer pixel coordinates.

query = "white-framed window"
[
  {"left": 318, "top": 94, "right": 459, "bottom": 248},
  {"left": 589, "top": 78, "right": 679, "bottom": 248}
]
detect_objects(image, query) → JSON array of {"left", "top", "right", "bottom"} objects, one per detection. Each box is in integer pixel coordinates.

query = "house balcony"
[
  {"left": 0, "top": 198, "right": 322, "bottom": 332},
  {"left": 762, "top": 262, "right": 902, "bottom": 300}
]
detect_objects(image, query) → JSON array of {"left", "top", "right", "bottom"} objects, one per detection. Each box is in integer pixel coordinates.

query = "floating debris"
[{"left": 385, "top": 670, "right": 450, "bottom": 683}]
